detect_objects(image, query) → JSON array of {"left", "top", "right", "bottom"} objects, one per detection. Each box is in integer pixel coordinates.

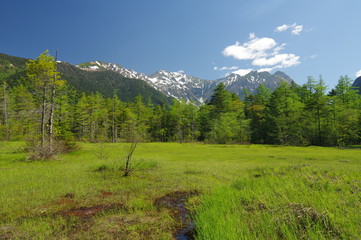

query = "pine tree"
[
  {"left": 207, "top": 83, "right": 232, "bottom": 118},
  {"left": 10, "top": 85, "right": 37, "bottom": 140},
  {"left": 331, "top": 76, "right": 359, "bottom": 146},
  {"left": 267, "top": 80, "right": 305, "bottom": 145},
  {"left": 247, "top": 84, "right": 271, "bottom": 143},
  {"left": 26, "top": 51, "right": 63, "bottom": 149}
]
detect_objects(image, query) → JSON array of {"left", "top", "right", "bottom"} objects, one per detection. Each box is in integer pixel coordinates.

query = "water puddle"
[{"left": 154, "top": 190, "right": 198, "bottom": 240}]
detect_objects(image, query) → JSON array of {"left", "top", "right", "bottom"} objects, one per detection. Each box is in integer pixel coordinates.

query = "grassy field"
[{"left": 0, "top": 142, "right": 360, "bottom": 239}]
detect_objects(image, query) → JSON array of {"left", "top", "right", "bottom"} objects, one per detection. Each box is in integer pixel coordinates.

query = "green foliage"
[
  {"left": 1, "top": 142, "right": 360, "bottom": 239},
  {"left": 57, "top": 62, "right": 173, "bottom": 106},
  {"left": 169, "top": 99, "right": 199, "bottom": 142},
  {"left": 195, "top": 166, "right": 360, "bottom": 239},
  {"left": 208, "top": 112, "right": 249, "bottom": 144},
  {"left": 207, "top": 82, "right": 232, "bottom": 118},
  {"left": 2, "top": 52, "right": 361, "bottom": 146}
]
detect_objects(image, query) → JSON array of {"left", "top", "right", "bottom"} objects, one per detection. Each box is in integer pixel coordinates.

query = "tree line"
[{"left": 1, "top": 52, "right": 360, "bottom": 147}]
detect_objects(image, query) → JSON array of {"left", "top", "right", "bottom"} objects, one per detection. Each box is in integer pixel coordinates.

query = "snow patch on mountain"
[{"left": 76, "top": 61, "right": 294, "bottom": 105}]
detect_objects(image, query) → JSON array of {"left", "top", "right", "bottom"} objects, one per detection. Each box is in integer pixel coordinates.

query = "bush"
[{"left": 26, "top": 140, "right": 80, "bottom": 161}]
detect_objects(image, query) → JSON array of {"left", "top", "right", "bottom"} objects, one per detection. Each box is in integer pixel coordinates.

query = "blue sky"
[{"left": 1, "top": 0, "right": 360, "bottom": 89}]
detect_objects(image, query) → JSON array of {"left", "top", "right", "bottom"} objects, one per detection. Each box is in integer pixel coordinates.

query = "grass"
[
  {"left": 0, "top": 142, "right": 360, "bottom": 239},
  {"left": 194, "top": 166, "right": 361, "bottom": 239}
]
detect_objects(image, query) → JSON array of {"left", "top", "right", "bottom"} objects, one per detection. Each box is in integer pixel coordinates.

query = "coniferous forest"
[{"left": 1, "top": 52, "right": 360, "bottom": 147}]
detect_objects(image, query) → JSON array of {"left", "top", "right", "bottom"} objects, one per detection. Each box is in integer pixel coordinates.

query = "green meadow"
[{"left": 0, "top": 142, "right": 360, "bottom": 239}]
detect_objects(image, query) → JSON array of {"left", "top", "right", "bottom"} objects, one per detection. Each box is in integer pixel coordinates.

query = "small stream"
[
  {"left": 154, "top": 191, "right": 197, "bottom": 240},
  {"left": 175, "top": 222, "right": 195, "bottom": 240}
]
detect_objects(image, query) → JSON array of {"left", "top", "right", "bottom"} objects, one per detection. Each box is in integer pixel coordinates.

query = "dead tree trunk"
[
  {"left": 124, "top": 141, "right": 138, "bottom": 177},
  {"left": 112, "top": 92, "right": 116, "bottom": 143},
  {"left": 49, "top": 85, "right": 56, "bottom": 150},
  {"left": 3, "top": 80, "right": 9, "bottom": 140},
  {"left": 48, "top": 50, "right": 58, "bottom": 151},
  {"left": 41, "top": 82, "right": 47, "bottom": 149}
]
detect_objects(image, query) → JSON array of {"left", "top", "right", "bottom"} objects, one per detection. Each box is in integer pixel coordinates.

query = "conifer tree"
[{"left": 26, "top": 51, "right": 63, "bottom": 149}]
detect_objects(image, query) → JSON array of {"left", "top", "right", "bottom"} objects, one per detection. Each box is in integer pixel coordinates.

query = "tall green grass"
[
  {"left": 194, "top": 165, "right": 361, "bottom": 239},
  {"left": 1, "top": 142, "right": 360, "bottom": 239}
]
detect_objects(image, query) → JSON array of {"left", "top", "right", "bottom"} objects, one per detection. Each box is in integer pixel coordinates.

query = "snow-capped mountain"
[
  {"left": 214, "top": 71, "right": 294, "bottom": 97},
  {"left": 77, "top": 61, "right": 149, "bottom": 81},
  {"left": 76, "top": 61, "right": 294, "bottom": 105},
  {"left": 147, "top": 70, "right": 213, "bottom": 104},
  {"left": 77, "top": 61, "right": 213, "bottom": 104}
]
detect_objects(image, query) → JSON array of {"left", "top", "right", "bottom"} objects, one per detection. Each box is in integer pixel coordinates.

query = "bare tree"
[
  {"left": 112, "top": 90, "right": 117, "bottom": 143},
  {"left": 48, "top": 50, "right": 59, "bottom": 151},
  {"left": 2, "top": 80, "right": 9, "bottom": 140},
  {"left": 123, "top": 140, "right": 138, "bottom": 177}
]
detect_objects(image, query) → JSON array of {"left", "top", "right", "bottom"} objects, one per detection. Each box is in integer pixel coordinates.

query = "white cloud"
[
  {"left": 249, "top": 32, "right": 256, "bottom": 39},
  {"left": 177, "top": 70, "right": 185, "bottom": 74},
  {"left": 221, "top": 31, "right": 301, "bottom": 74},
  {"left": 247, "top": 37, "right": 277, "bottom": 52},
  {"left": 275, "top": 23, "right": 303, "bottom": 35},
  {"left": 232, "top": 69, "right": 253, "bottom": 76},
  {"left": 222, "top": 36, "right": 277, "bottom": 60},
  {"left": 273, "top": 43, "right": 286, "bottom": 55},
  {"left": 214, "top": 66, "right": 239, "bottom": 71},
  {"left": 356, "top": 70, "right": 361, "bottom": 78},
  {"left": 258, "top": 67, "right": 274, "bottom": 72},
  {"left": 252, "top": 54, "right": 300, "bottom": 68},
  {"left": 275, "top": 24, "right": 290, "bottom": 32},
  {"left": 291, "top": 25, "right": 303, "bottom": 35}
]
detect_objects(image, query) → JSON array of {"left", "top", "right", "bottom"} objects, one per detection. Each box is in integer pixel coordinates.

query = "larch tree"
[{"left": 26, "top": 51, "right": 63, "bottom": 151}]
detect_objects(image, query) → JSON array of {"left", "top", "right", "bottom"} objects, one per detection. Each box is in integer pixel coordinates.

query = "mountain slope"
[
  {"left": 77, "top": 61, "right": 295, "bottom": 104},
  {"left": 352, "top": 76, "right": 361, "bottom": 94},
  {"left": 207, "top": 71, "right": 294, "bottom": 100},
  {"left": 1, "top": 53, "right": 296, "bottom": 105},
  {"left": 58, "top": 62, "right": 173, "bottom": 105},
  {"left": 0, "top": 53, "right": 173, "bottom": 105},
  {"left": 78, "top": 61, "right": 212, "bottom": 104},
  {"left": 147, "top": 70, "right": 213, "bottom": 104}
]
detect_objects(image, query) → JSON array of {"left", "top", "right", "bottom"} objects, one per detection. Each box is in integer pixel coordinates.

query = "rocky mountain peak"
[{"left": 76, "top": 60, "right": 294, "bottom": 104}]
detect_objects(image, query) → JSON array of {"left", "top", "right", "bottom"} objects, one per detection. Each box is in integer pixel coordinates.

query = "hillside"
[
  {"left": 1, "top": 52, "right": 296, "bottom": 105},
  {"left": 78, "top": 61, "right": 295, "bottom": 104},
  {"left": 57, "top": 62, "right": 173, "bottom": 105},
  {"left": 0, "top": 53, "right": 173, "bottom": 105},
  {"left": 352, "top": 76, "right": 361, "bottom": 94}
]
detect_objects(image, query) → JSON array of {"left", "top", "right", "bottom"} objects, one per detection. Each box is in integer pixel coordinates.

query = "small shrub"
[
  {"left": 6, "top": 144, "right": 26, "bottom": 154},
  {"left": 94, "top": 144, "right": 109, "bottom": 161},
  {"left": 117, "top": 158, "right": 158, "bottom": 172},
  {"left": 26, "top": 142, "right": 57, "bottom": 161},
  {"left": 93, "top": 163, "right": 112, "bottom": 172},
  {"left": 26, "top": 140, "right": 80, "bottom": 161},
  {"left": 93, "top": 158, "right": 157, "bottom": 173}
]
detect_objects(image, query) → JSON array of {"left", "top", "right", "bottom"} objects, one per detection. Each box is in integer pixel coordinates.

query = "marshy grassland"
[{"left": 0, "top": 142, "right": 360, "bottom": 239}]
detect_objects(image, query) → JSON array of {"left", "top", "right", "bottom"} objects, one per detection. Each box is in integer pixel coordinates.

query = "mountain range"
[
  {"left": 1, "top": 52, "right": 297, "bottom": 105},
  {"left": 77, "top": 61, "right": 294, "bottom": 104}
]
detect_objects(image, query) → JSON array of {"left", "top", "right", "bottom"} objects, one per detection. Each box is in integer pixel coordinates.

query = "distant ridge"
[
  {"left": 352, "top": 76, "right": 361, "bottom": 94},
  {"left": 1, "top": 52, "right": 296, "bottom": 105},
  {"left": 78, "top": 61, "right": 295, "bottom": 104},
  {"left": 0, "top": 53, "right": 173, "bottom": 105}
]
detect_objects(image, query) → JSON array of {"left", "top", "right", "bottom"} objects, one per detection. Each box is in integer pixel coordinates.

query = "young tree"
[
  {"left": 207, "top": 83, "right": 232, "bottom": 118},
  {"left": 131, "top": 95, "right": 150, "bottom": 141},
  {"left": 0, "top": 61, "right": 16, "bottom": 140},
  {"left": 246, "top": 84, "right": 271, "bottom": 143},
  {"left": 197, "top": 104, "right": 212, "bottom": 141},
  {"left": 267, "top": 80, "right": 305, "bottom": 145},
  {"left": 149, "top": 104, "right": 169, "bottom": 142},
  {"left": 26, "top": 51, "right": 63, "bottom": 150},
  {"left": 331, "top": 76, "right": 359, "bottom": 146},
  {"left": 10, "top": 85, "right": 37, "bottom": 140},
  {"left": 302, "top": 77, "right": 330, "bottom": 145},
  {"left": 169, "top": 99, "right": 198, "bottom": 142}
]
